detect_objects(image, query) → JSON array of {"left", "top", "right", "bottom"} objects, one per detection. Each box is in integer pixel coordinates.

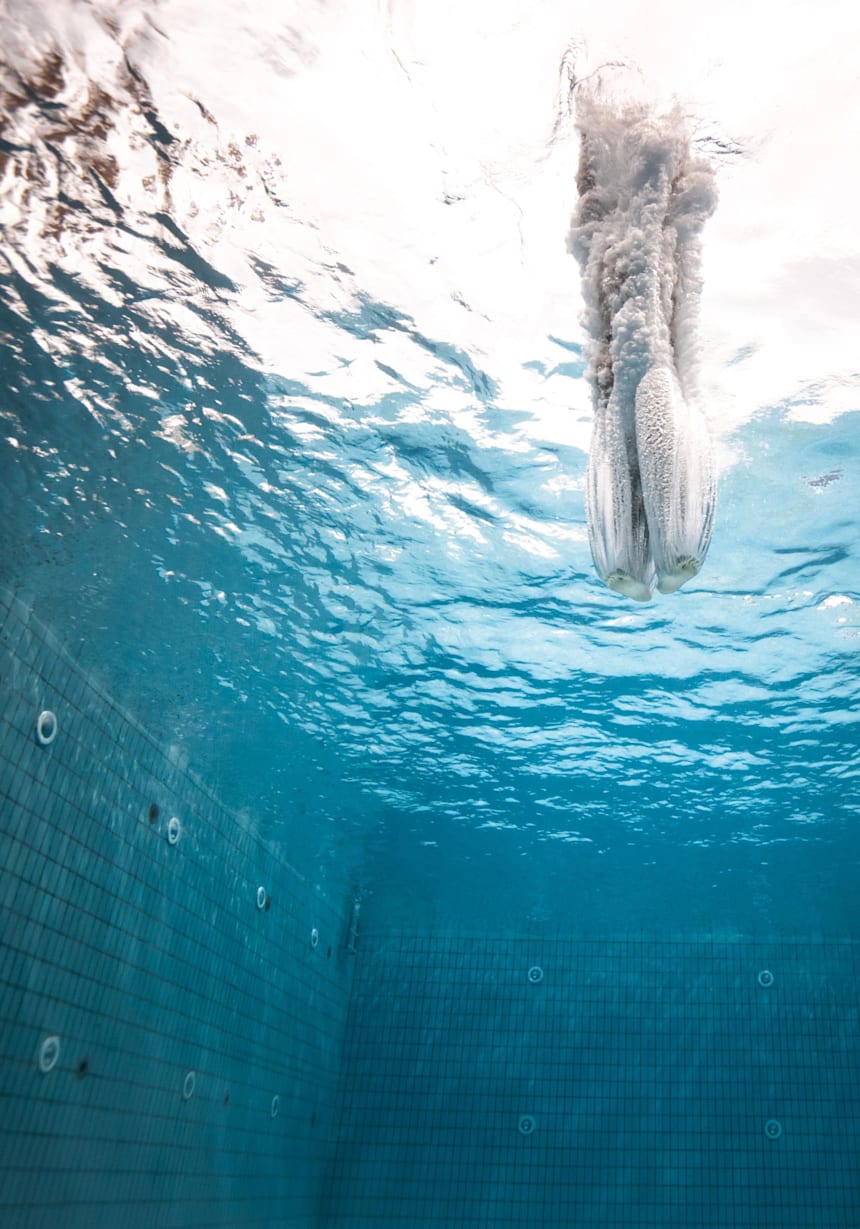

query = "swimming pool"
[{"left": 1, "top": 2, "right": 858, "bottom": 1225}]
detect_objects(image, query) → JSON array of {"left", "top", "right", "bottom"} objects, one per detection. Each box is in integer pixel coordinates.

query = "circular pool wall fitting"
[
  {"left": 35, "top": 710, "right": 57, "bottom": 747},
  {"left": 167, "top": 817, "right": 181, "bottom": 845},
  {"left": 271, "top": 1095, "right": 280, "bottom": 1119},
  {"left": 310, "top": 928, "right": 319, "bottom": 949},
  {"left": 256, "top": 886, "right": 267, "bottom": 911},
  {"left": 757, "top": 969, "right": 774, "bottom": 988},
  {"left": 518, "top": 1115, "right": 536, "bottom": 1136},
  {"left": 765, "top": 1119, "right": 783, "bottom": 1139},
  {"left": 38, "top": 1035, "right": 61, "bottom": 1073},
  {"left": 528, "top": 966, "right": 544, "bottom": 984},
  {"left": 183, "top": 1071, "right": 196, "bottom": 1100}
]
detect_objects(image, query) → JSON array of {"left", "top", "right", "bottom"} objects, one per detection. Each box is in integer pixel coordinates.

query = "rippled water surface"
[{"left": 2, "top": 0, "right": 858, "bottom": 933}]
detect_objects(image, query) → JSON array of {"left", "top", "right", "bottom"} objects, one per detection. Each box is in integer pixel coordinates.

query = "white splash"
[{"left": 569, "top": 70, "right": 718, "bottom": 600}]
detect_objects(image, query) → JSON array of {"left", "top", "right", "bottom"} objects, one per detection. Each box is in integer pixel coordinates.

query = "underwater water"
[
  {"left": 2, "top": 4, "right": 860, "bottom": 1227},
  {"left": 1, "top": 0, "right": 858, "bottom": 936}
]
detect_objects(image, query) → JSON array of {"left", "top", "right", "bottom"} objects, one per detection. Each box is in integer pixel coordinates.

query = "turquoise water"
[
  {"left": 2, "top": 256, "right": 858, "bottom": 935},
  {"left": 2, "top": 8, "right": 860, "bottom": 1226},
  {"left": 2, "top": 9, "right": 857, "bottom": 948}
]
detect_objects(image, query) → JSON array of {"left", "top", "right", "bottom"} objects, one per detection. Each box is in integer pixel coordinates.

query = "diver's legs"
[
  {"left": 634, "top": 365, "right": 716, "bottom": 593},
  {"left": 587, "top": 389, "right": 655, "bottom": 601}
]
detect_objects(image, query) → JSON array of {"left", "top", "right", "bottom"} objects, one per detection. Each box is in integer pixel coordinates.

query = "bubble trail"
[{"left": 568, "top": 69, "right": 718, "bottom": 600}]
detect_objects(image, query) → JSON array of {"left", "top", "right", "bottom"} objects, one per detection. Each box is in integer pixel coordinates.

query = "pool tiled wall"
[
  {"left": 324, "top": 930, "right": 860, "bottom": 1228},
  {"left": 0, "top": 588, "right": 355, "bottom": 1229},
  {"left": 3, "top": 583, "right": 859, "bottom": 1228}
]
